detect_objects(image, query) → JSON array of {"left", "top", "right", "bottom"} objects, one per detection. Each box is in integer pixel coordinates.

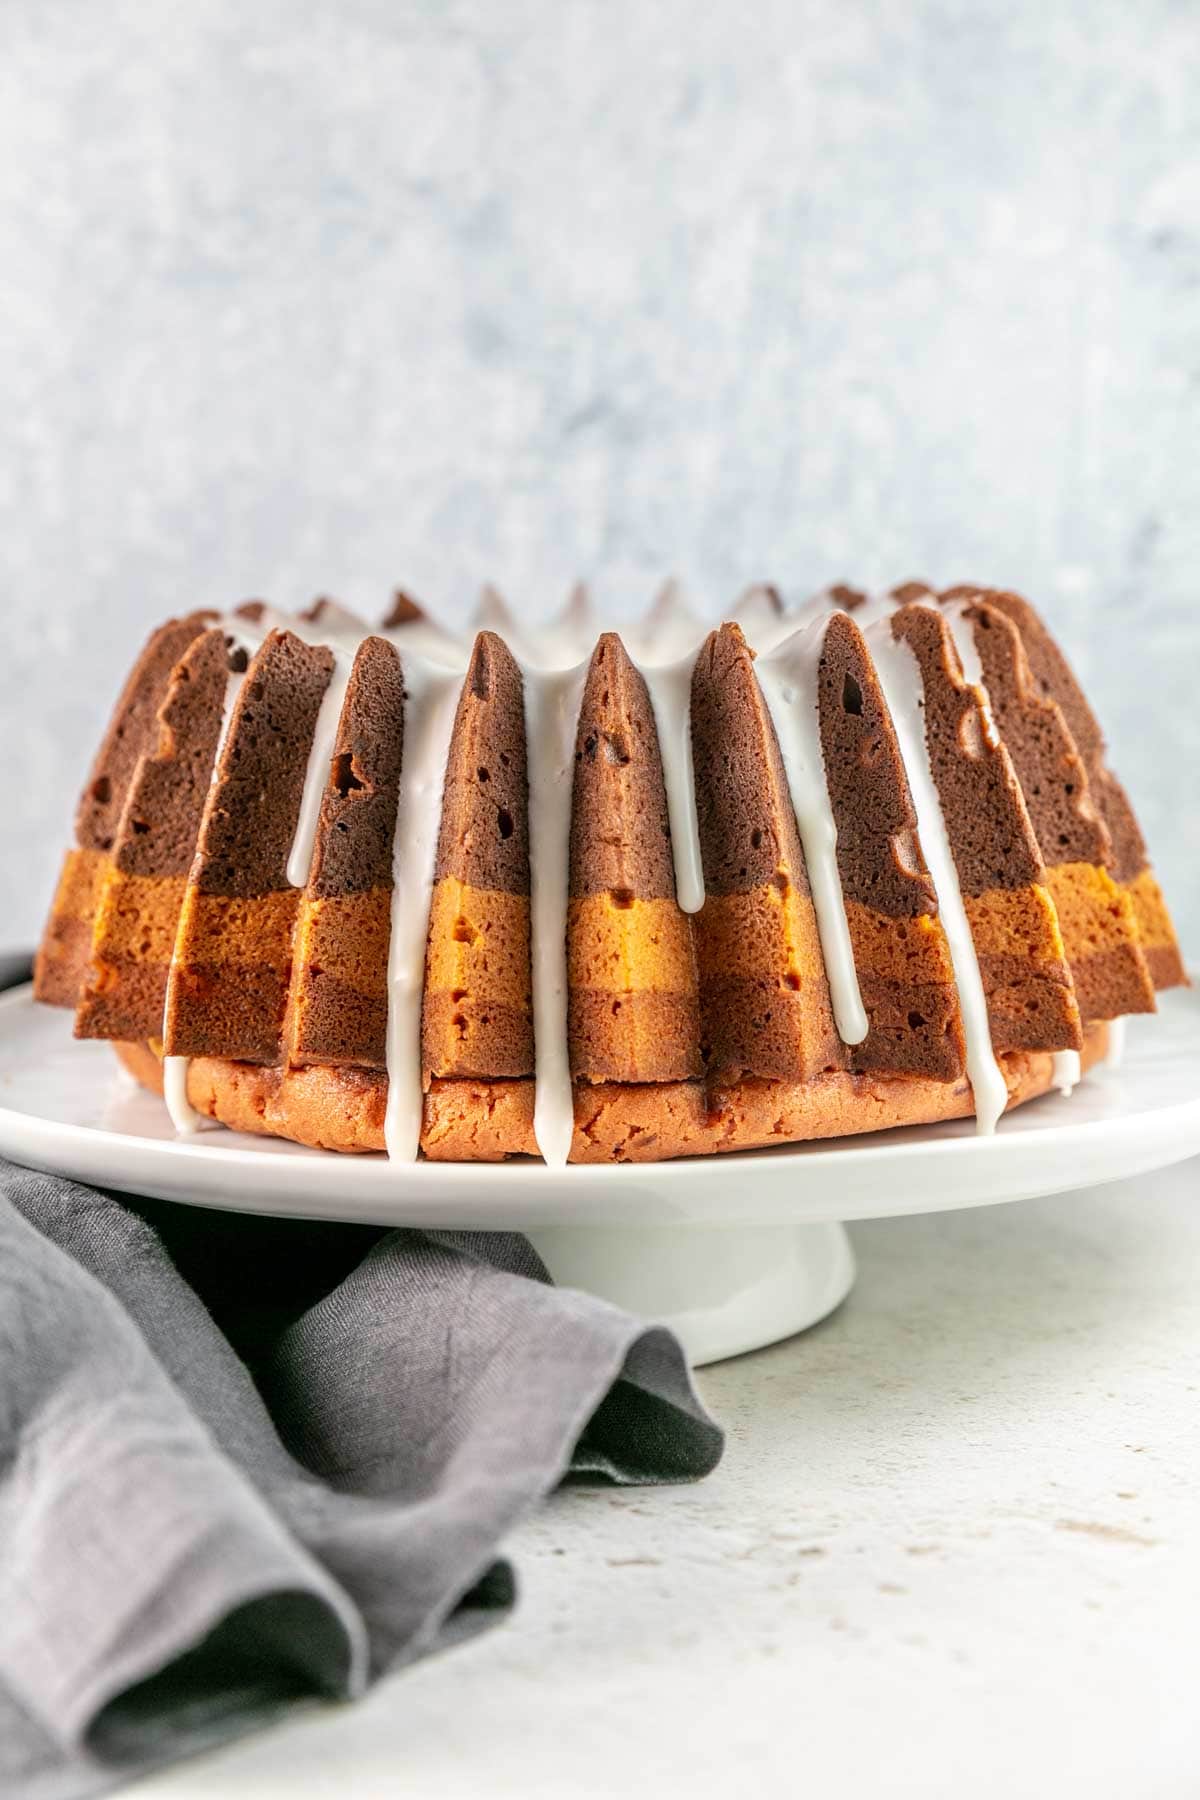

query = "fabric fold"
[
  {"left": 0, "top": 1160, "right": 722, "bottom": 1799},
  {"left": 0, "top": 1183, "right": 368, "bottom": 1759}
]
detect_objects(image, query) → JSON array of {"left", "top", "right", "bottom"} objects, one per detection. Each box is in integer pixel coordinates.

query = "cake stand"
[{"left": 1, "top": 983, "right": 1198, "bottom": 1365}]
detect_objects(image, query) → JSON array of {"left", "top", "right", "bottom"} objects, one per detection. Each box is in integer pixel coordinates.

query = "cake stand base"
[{"left": 526, "top": 1221, "right": 857, "bottom": 1365}]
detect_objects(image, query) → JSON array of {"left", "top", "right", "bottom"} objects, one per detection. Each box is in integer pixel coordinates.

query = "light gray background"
[{"left": 1, "top": 0, "right": 1196, "bottom": 949}]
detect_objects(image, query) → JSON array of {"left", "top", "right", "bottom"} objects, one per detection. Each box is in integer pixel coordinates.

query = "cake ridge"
[
  {"left": 423, "top": 630, "right": 533, "bottom": 1084},
  {"left": 567, "top": 632, "right": 702, "bottom": 1090},
  {"left": 755, "top": 613, "right": 869, "bottom": 1048},
  {"left": 524, "top": 654, "right": 591, "bottom": 1163},
  {"left": 284, "top": 633, "right": 406, "bottom": 1077},
  {"left": 381, "top": 649, "right": 463, "bottom": 1161},
  {"left": 34, "top": 610, "right": 217, "bottom": 1010}
]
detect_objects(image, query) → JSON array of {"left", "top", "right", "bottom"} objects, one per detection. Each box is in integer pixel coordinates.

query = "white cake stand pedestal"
[{"left": 530, "top": 1222, "right": 856, "bottom": 1365}]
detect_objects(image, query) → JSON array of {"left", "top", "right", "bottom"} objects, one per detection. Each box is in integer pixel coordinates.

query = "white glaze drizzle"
[
  {"left": 381, "top": 612, "right": 469, "bottom": 670},
  {"left": 301, "top": 598, "right": 367, "bottom": 641},
  {"left": 943, "top": 602, "right": 982, "bottom": 684},
  {"left": 523, "top": 658, "right": 591, "bottom": 1165},
  {"left": 286, "top": 647, "right": 352, "bottom": 890},
  {"left": 557, "top": 580, "right": 594, "bottom": 642},
  {"left": 643, "top": 577, "right": 686, "bottom": 636},
  {"left": 524, "top": 583, "right": 599, "bottom": 670},
  {"left": 839, "top": 591, "right": 899, "bottom": 630},
  {"left": 732, "top": 583, "right": 786, "bottom": 648},
  {"left": 161, "top": 1052, "right": 200, "bottom": 1134},
  {"left": 756, "top": 617, "right": 869, "bottom": 1045},
  {"left": 1051, "top": 1048, "right": 1081, "bottom": 1096},
  {"left": 474, "top": 583, "right": 523, "bottom": 642},
  {"left": 865, "top": 616, "right": 1010, "bottom": 1134},
  {"left": 382, "top": 655, "right": 463, "bottom": 1161},
  {"left": 940, "top": 600, "right": 1001, "bottom": 750},
  {"left": 631, "top": 579, "right": 707, "bottom": 663},
  {"left": 253, "top": 601, "right": 363, "bottom": 656},
  {"left": 1106, "top": 1015, "right": 1127, "bottom": 1067},
  {"left": 639, "top": 649, "right": 706, "bottom": 915}
]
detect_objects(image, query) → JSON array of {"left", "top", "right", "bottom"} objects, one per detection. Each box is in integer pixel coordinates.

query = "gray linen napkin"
[{"left": 0, "top": 1157, "right": 722, "bottom": 1800}]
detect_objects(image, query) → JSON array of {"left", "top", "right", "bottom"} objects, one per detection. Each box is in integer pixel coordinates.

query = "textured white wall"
[{"left": 1, "top": 0, "right": 1196, "bottom": 950}]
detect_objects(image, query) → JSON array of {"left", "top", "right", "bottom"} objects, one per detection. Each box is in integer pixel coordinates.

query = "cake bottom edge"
[{"left": 115, "top": 1024, "right": 1110, "bottom": 1164}]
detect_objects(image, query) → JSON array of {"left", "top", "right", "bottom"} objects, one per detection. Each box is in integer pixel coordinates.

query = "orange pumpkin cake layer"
[
  {"left": 567, "top": 892, "right": 698, "bottom": 1084},
  {"left": 78, "top": 871, "right": 187, "bottom": 1036},
  {"left": 287, "top": 887, "right": 393, "bottom": 1069},
  {"left": 1042, "top": 861, "right": 1152, "bottom": 1023},
  {"left": 424, "top": 881, "right": 534, "bottom": 1079},
  {"left": 35, "top": 846, "right": 110, "bottom": 1009},
  {"left": 1123, "top": 866, "right": 1188, "bottom": 991}
]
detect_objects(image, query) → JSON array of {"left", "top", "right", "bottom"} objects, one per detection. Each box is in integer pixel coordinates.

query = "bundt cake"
[{"left": 35, "top": 582, "right": 1186, "bottom": 1164}]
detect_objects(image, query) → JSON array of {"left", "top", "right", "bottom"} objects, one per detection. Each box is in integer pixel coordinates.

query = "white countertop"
[{"left": 140, "top": 1158, "right": 1200, "bottom": 1799}]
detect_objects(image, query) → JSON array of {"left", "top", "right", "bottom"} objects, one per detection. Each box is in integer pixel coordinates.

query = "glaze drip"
[
  {"left": 940, "top": 600, "right": 1001, "bottom": 750},
  {"left": 1051, "top": 1048, "right": 1082, "bottom": 1096},
  {"left": 1106, "top": 1016, "right": 1127, "bottom": 1068},
  {"left": 865, "top": 616, "right": 1010, "bottom": 1135},
  {"left": 757, "top": 618, "right": 869, "bottom": 1046},
  {"left": 523, "top": 659, "right": 591, "bottom": 1165},
  {"left": 287, "top": 648, "right": 352, "bottom": 890},
  {"left": 640, "top": 649, "right": 706, "bottom": 916},
  {"left": 382, "top": 656, "right": 463, "bottom": 1161},
  {"left": 161, "top": 625, "right": 263, "bottom": 1135}
]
